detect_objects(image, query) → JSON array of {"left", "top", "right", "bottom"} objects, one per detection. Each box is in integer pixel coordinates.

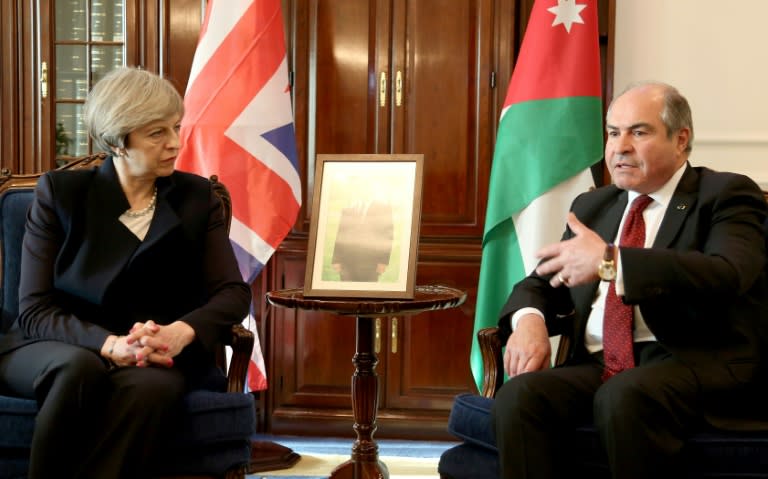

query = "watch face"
[{"left": 599, "top": 262, "right": 616, "bottom": 281}]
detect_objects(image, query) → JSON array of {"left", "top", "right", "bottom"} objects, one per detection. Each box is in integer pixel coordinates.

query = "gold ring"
[{"left": 558, "top": 274, "right": 569, "bottom": 286}]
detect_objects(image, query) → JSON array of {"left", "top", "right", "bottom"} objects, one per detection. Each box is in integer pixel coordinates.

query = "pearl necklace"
[{"left": 124, "top": 186, "right": 157, "bottom": 218}]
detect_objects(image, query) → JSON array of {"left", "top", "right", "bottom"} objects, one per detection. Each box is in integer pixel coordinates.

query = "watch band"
[
  {"left": 604, "top": 243, "right": 616, "bottom": 262},
  {"left": 598, "top": 243, "right": 617, "bottom": 281}
]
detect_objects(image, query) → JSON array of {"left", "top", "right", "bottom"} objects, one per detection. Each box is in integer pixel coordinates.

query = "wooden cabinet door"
[
  {"left": 266, "top": 245, "right": 360, "bottom": 436},
  {"left": 389, "top": 0, "right": 493, "bottom": 238},
  {"left": 383, "top": 254, "right": 481, "bottom": 412}
]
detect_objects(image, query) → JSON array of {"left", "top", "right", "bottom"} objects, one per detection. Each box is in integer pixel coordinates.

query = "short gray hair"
[
  {"left": 608, "top": 81, "right": 694, "bottom": 153},
  {"left": 84, "top": 67, "right": 184, "bottom": 153}
]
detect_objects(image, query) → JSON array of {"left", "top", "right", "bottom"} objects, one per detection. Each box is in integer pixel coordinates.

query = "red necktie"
[{"left": 602, "top": 194, "right": 653, "bottom": 381}]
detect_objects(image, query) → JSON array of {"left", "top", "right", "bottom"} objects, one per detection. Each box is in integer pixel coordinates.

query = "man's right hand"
[{"left": 503, "top": 313, "right": 551, "bottom": 377}]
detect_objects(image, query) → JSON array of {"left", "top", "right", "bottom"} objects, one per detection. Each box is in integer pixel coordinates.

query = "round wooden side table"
[{"left": 266, "top": 284, "right": 467, "bottom": 479}]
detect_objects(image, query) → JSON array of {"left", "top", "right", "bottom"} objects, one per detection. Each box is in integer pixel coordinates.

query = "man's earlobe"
[{"left": 678, "top": 128, "right": 691, "bottom": 152}]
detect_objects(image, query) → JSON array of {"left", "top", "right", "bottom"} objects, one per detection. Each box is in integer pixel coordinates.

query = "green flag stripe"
[
  {"left": 470, "top": 218, "right": 525, "bottom": 390},
  {"left": 484, "top": 96, "right": 603, "bottom": 242}
]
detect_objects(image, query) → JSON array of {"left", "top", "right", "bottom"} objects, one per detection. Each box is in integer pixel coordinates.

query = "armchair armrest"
[
  {"left": 477, "top": 314, "right": 575, "bottom": 399},
  {"left": 478, "top": 327, "right": 504, "bottom": 398},
  {"left": 223, "top": 324, "right": 255, "bottom": 393},
  {"left": 208, "top": 175, "right": 256, "bottom": 394}
]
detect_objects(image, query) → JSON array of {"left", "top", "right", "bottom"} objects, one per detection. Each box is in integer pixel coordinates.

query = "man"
[{"left": 491, "top": 82, "right": 768, "bottom": 478}]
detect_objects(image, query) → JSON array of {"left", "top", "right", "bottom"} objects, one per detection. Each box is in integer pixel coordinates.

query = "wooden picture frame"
[{"left": 304, "top": 154, "right": 424, "bottom": 299}]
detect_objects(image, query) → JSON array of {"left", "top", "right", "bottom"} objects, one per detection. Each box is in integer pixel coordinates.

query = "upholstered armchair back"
[{"left": 0, "top": 188, "right": 34, "bottom": 333}]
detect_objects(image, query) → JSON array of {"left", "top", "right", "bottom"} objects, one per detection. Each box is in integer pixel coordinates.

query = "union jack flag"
[{"left": 176, "top": 0, "right": 301, "bottom": 391}]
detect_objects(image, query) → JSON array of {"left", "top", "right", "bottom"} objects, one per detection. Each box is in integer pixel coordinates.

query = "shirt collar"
[{"left": 626, "top": 162, "right": 688, "bottom": 210}]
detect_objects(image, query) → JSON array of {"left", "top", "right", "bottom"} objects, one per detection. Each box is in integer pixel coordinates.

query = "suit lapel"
[
  {"left": 593, "top": 190, "right": 628, "bottom": 243},
  {"left": 133, "top": 184, "right": 181, "bottom": 257},
  {"left": 71, "top": 158, "right": 139, "bottom": 303},
  {"left": 653, "top": 164, "right": 698, "bottom": 248}
]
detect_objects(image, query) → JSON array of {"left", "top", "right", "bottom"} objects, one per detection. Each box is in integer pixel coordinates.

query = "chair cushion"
[
  {"left": 438, "top": 442, "right": 498, "bottom": 479},
  {"left": 172, "top": 389, "right": 256, "bottom": 446},
  {"left": 0, "top": 390, "right": 255, "bottom": 448},
  {"left": 443, "top": 393, "right": 768, "bottom": 478},
  {"left": 0, "top": 456, "right": 27, "bottom": 479},
  {"left": 0, "top": 390, "right": 255, "bottom": 477},
  {"left": 162, "top": 390, "right": 256, "bottom": 475},
  {"left": 159, "top": 439, "right": 252, "bottom": 476},
  {"left": 446, "top": 393, "right": 497, "bottom": 452},
  {"left": 567, "top": 425, "right": 768, "bottom": 476},
  {"left": 0, "top": 395, "right": 37, "bottom": 449},
  {"left": 683, "top": 432, "right": 768, "bottom": 475}
]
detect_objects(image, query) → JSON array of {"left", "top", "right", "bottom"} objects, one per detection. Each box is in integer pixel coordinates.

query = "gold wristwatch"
[{"left": 597, "top": 243, "right": 616, "bottom": 281}]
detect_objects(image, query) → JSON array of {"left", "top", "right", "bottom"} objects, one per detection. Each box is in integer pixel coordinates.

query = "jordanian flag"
[{"left": 471, "top": 0, "right": 603, "bottom": 390}]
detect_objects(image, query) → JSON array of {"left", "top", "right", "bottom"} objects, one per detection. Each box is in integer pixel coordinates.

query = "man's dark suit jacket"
[
  {"left": 0, "top": 156, "right": 251, "bottom": 373},
  {"left": 499, "top": 164, "right": 768, "bottom": 426}
]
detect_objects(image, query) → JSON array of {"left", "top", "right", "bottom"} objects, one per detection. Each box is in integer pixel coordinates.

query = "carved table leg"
[{"left": 329, "top": 316, "right": 389, "bottom": 479}]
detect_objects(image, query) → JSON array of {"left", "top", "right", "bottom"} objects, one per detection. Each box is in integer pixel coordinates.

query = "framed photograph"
[{"left": 304, "top": 154, "right": 424, "bottom": 299}]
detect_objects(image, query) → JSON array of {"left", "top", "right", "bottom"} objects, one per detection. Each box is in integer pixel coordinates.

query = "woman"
[{"left": 0, "top": 67, "right": 251, "bottom": 478}]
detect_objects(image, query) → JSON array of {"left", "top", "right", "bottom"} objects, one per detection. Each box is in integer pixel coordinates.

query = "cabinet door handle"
[
  {"left": 395, "top": 70, "right": 403, "bottom": 107},
  {"left": 379, "top": 71, "right": 387, "bottom": 107},
  {"left": 391, "top": 317, "right": 398, "bottom": 354},
  {"left": 40, "top": 61, "right": 48, "bottom": 99},
  {"left": 375, "top": 317, "right": 382, "bottom": 353}
]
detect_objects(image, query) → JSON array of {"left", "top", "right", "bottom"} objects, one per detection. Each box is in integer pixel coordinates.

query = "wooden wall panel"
[
  {"left": 0, "top": 0, "right": 39, "bottom": 174},
  {"left": 312, "top": 1, "right": 376, "bottom": 157},
  {"left": 0, "top": 0, "right": 21, "bottom": 173},
  {"left": 162, "top": 0, "right": 202, "bottom": 93},
  {"left": 268, "top": 247, "right": 355, "bottom": 407},
  {"left": 384, "top": 254, "right": 481, "bottom": 410}
]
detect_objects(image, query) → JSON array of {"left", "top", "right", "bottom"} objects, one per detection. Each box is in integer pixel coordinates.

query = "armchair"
[
  {"left": 0, "top": 153, "right": 256, "bottom": 479},
  {"left": 439, "top": 282, "right": 768, "bottom": 477}
]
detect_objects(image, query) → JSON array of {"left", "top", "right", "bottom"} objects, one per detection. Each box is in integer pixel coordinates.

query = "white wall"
[{"left": 614, "top": 0, "right": 768, "bottom": 187}]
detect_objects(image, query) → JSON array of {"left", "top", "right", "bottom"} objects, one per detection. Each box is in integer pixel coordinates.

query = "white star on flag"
[{"left": 547, "top": 0, "right": 587, "bottom": 33}]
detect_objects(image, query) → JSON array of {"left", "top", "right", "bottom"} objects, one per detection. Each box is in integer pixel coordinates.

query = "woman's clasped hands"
[{"left": 104, "top": 320, "right": 196, "bottom": 368}]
